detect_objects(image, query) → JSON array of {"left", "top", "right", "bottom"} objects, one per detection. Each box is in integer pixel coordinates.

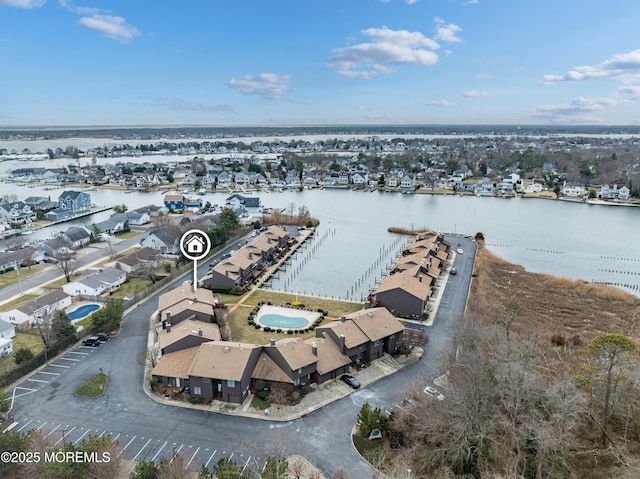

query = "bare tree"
[
  {"left": 158, "top": 453, "right": 189, "bottom": 479},
  {"left": 55, "top": 251, "right": 77, "bottom": 282}
]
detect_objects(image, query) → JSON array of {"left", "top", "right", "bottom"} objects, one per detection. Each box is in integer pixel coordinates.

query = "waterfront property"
[
  {"left": 45, "top": 190, "right": 91, "bottom": 220},
  {"left": 158, "top": 319, "right": 221, "bottom": 355},
  {"left": 369, "top": 231, "right": 451, "bottom": 319},
  {"left": 201, "top": 225, "right": 291, "bottom": 291},
  {"left": 157, "top": 285, "right": 225, "bottom": 326}
]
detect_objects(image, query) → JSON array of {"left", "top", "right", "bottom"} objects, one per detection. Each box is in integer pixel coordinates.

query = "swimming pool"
[
  {"left": 68, "top": 303, "right": 101, "bottom": 321},
  {"left": 255, "top": 305, "right": 322, "bottom": 330}
]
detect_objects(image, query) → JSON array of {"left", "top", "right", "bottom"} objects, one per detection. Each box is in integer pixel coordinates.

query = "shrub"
[
  {"left": 150, "top": 378, "right": 158, "bottom": 389},
  {"left": 189, "top": 397, "right": 203, "bottom": 404},
  {"left": 276, "top": 328, "right": 282, "bottom": 333},
  {"left": 230, "top": 286, "right": 243, "bottom": 295},
  {"left": 257, "top": 390, "right": 270, "bottom": 401},
  {"left": 14, "top": 347, "right": 34, "bottom": 365},
  {"left": 254, "top": 324, "right": 261, "bottom": 329},
  {"left": 287, "top": 330, "right": 294, "bottom": 335},
  {"left": 248, "top": 320, "right": 254, "bottom": 326},
  {"left": 264, "top": 327, "right": 272, "bottom": 332},
  {"left": 551, "top": 333, "right": 567, "bottom": 347},
  {"left": 309, "top": 325, "right": 315, "bottom": 330},
  {"left": 304, "top": 328, "right": 310, "bottom": 333},
  {"left": 267, "top": 301, "right": 272, "bottom": 305}
]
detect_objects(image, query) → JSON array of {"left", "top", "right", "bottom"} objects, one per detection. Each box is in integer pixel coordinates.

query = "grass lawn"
[
  {"left": 228, "top": 289, "right": 362, "bottom": 345},
  {"left": 75, "top": 373, "right": 108, "bottom": 398},
  {"left": 352, "top": 434, "right": 384, "bottom": 457},
  {"left": 0, "top": 264, "right": 51, "bottom": 289},
  {"left": 218, "top": 293, "right": 244, "bottom": 306},
  {"left": 109, "top": 278, "right": 153, "bottom": 299},
  {"left": 0, "top": 294, "right": 40, "bottom": 312},
  {"left": 0, "top": 332, "right": 44, "bottom": 376},
  {"left": 115, "top": 231, "right": 141, "bottom": 239},
  {"left": 251, "top": 395, "right": 271, "bottom": 411}
]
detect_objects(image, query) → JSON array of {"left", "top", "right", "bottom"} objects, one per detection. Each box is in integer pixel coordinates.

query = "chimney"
[
  {"left": 166, "top": 323, "right": 171, "bottom": 333},
  {"left": 165, "top": 311, "right": 171, "bottom": 324},
  {"left": 340, "top": 314, "right": 346, "bottom": 323},
  {"left": 311, "top": 343, "right": 317, "bottom": 356},
  {"left": 339, "top": 334, "right": 346, "bottom": 354},
  {"left": 225, "top": 270, "right": 229, "bottom": 277},
  {"left": 270, "top": 337, "right": 276, "bottom": 346},
  {"left": 198, "top": 328, "right": 202, "bottom": 336},
  {"left": 419, "top": 275, "right": 422, "bottom": 282}
]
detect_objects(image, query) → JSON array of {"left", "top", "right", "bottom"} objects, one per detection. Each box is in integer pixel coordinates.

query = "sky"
[{"left": 1, "top": 0, "right": 640, "bottom": 127}]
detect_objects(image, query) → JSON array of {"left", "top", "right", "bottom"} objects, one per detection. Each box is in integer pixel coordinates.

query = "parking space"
[
  {"left": 11, "top": 418, "right": 270, "bottom": 472},
  {"left": 8, "top": 344, "right": 102, "bottom": 405}
]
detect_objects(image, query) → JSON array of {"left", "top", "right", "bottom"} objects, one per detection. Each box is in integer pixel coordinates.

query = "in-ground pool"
[
  {"left": 255, "top": 305, "right": 322, "bottom": 330},
  {"left": 68, "top": 303, "right": 101, "bottom": 321}
]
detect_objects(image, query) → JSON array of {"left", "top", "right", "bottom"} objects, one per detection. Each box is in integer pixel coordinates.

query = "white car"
[
  {"left": 456, "top": 248, "right": 464, "bottom": 254},
  {"left": 424, "top": 385, "right": 445, "bottom": 401}
]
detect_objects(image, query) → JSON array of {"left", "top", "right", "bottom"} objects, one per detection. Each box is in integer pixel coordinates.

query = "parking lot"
[
  {"left": 9, "top": 417, "right": 270, "bottom": 473},
  {"left": 9, "top": 343, "right": 103, "bottom": 408}
]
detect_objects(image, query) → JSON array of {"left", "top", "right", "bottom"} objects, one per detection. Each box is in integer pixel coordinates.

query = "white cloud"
[
  {"left": 427, "top": 99, "right": 456, "bottom": 107},
  {"left": 532, "top": 96, "right": 624, "bottom": 122},
  {"left": 463, "top": 0, "right": 479, "bottom": 5},
  {"left": 617, "top": 85, "right": 640, "bottom": 98},
  {"left": 434, "top": 18, "right": 463, "bottom": 43},
  {"left": 543, "top": 49, "right": 640, "bottom": 84},
  {"left": 228, "top": 73, "right": 291, "bottom": 100},
  {"left": 0, "top": 0, "right": 46, "bottom": 8},
  {"left": 327, "top": 26, "right": 440, "bottom": 78},
  {"left": 406, "top": 0, "right": 418, "bottom": 4},
  {"left": 78, "top": 14, "right": 140, "bottom": 42},
  {"left": 463, "top": 90, "right": 490, "bottom": 99}
]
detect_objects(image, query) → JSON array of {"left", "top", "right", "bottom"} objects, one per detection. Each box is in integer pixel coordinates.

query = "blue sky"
[{"left": 1, "top": 0, "right": 640, "bottom": 126}]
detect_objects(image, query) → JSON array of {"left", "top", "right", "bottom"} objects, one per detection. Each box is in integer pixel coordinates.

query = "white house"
[
  {"left": 562, "top": 181, "right": 586, "bottom": 198},
  {"left": 387, "top": 175, "right": 399, "bottom": 188},
  {"left": 400, "top": 174, "right": 416, "bottom": 190},
  {"left": 0, "top": 290, "right": 72, "bottom": 327},
  {"left": 503, "top": 172, "right": 521, "bottom": 184},
  {"left": 522, "top": 180, "right": 542, "bottom": 193},
  {"left": 351, "top": 172, "right": 368, "bottom": 185},
  {"left": 601, "top": 184, "right": 630, "bottom": 200},
  {"left": 62, "top": 267, "right": 127, "bottom": 297},
  {"left": 0, "top": 319, "right": 15, "bottom": 357}
]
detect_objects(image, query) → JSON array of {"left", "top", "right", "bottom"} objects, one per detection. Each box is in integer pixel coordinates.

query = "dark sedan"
[{"left": 341, "top": 374, "right": 361, "bottom": 389}]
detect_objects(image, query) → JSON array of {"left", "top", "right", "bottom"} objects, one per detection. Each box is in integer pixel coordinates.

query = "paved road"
[{"left": 6, "top": 234, "right": 476, "bottom": 477}]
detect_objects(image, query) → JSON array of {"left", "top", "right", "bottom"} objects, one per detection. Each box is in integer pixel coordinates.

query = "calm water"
[{"left": 3, "top": 184, "right": 640, "bottom": 297}]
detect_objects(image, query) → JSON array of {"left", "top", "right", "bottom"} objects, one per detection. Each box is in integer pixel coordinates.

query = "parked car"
[
  {"left": 182, "top": 279, "right": 192, "bottom": 285},
  {"left": 82, "top": 336, "right": 101, "bottom": 347},
  {"left": 457, "top": 248, "right": 464, "bottom": 254},
  {"left": 450, "top": 267, "right": 457, "bottom": 275},
  {"left": 424, "top": 385, "right": 445, "bottom": 401},
  {"left": 341, "top": 374, "right": 361, "bottom": 389},
  {"left": 95, "top": 332, "right": 110, "bottom": 342},
  {"left": 222, "top": 252, "right": 232, "bottom": 259}
]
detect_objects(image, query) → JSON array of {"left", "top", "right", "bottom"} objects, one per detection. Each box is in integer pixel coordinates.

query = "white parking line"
[
  {"left": 185, "top": 447, "right": 200, "bottom": 470},
  {"left": 117, "top": 436, "right": 137, "bottom": 457},
  {"left": 53, "top": 426, "right": 76, "bottom": 447},
  {"left": 36, "top": 421, "right": 48, "bottom": 431},
  {"left": 98, "top": 431, "right": 106, "bottom": 438},
  {"left": 204, "top": 449, "right": 217, "bottom": 469},
  {"left": 58, "top": 357, "right": 80, "bottom": 362},
  {"left": 151, "top": 441, "right": 167, "bottom": 462},
  {"left": 49, "top": 364, "right": 70, "bottom": 368},
  {"left": 27, "top": 378, "right": 48, "bottom": 383},
  {"left": 17, "top": 419, "right": 33, "bottom": 432},
  {"left": 44, "top": 424, "right": 61, "bottom": 438},
  {"left": 240, "top": 456, "right": 251, "bottom": 475},
  {"left": 111, "top": 433, "right": 121, "bottom": 443},
  {"left": 39, "top": 371, "right": 60, "bottom": 376},
  {"left": 132, "top": 438, "right": 152, "bottom": 462},
  {"left": 74, "top": 428, "right": 90, "bottom": 445},
  {"left": 170, "top": 444, "right": 183, "bottom": 463},
  {"left": 69, "top": 351, "right": 89, "bottom": 355}
]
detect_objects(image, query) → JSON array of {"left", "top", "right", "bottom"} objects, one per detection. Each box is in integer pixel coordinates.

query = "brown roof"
[
  {"left": 159, "top": 319, "right": 221, "bottom": 350},
  {"left": 162, "top": 301, "right": 215, "bottom": 322},
  {"left": 374, "top": 271, "right": 432, "bottom": 301},
  {"left": 164, "top": 194, "right": 183, "bottom": 202},
  {"left": 252, "top": 352, "right": 293, "bottom": 383},
  {"left": 269, "top": 338, "right": 318, "bottom": 371},
  {"left": 188, "top": 341, "right": 259, "bottom": 381},
  {"left": 158, "top": 286, "right": 221, "bottom": 313},
  {"left": 316, "top": 319, "right": 369, "bottom": 350},
  {"left": 151, "top": 347, "right": 198, "bottom": 379},
  {"left": 116, "top": 247, "right": 160, "bottom": 267},
  {"left": 304, "top": 333, "right": 351, "bottom": 375},
  {"left": 347, "top": 307, "right": 404, "bottom": 342}
]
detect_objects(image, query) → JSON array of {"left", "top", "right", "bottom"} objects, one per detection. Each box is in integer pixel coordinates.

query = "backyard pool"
[
  {"left": 255, "top": 305, "right": 321, "bottom": 330},
  {"left": 68, "top": 303, "right": 101, "bottom": 321}
]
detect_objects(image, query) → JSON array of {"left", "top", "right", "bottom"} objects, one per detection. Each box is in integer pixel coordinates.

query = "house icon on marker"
[{"left": 185, "top": 235, "right": 206, "bottom": 254}]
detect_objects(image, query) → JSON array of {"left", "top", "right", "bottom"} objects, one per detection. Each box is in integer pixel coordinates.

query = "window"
[
  {"left": 193, "top": 386, "right": 201, "bottom": 395},
  {"left": 202, "top": 378, "right": 210, "bottom": 383},
  {"left": 227, "top": 380, "right": 235, "bottom": 388},
  {"left": 374, "top": 340, "right": 380, "bottom": 347}
]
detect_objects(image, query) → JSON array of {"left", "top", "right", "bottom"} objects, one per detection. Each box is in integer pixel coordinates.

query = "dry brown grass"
[{"left": 467, "top": 245, "right": 640, "bottom": 354}]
